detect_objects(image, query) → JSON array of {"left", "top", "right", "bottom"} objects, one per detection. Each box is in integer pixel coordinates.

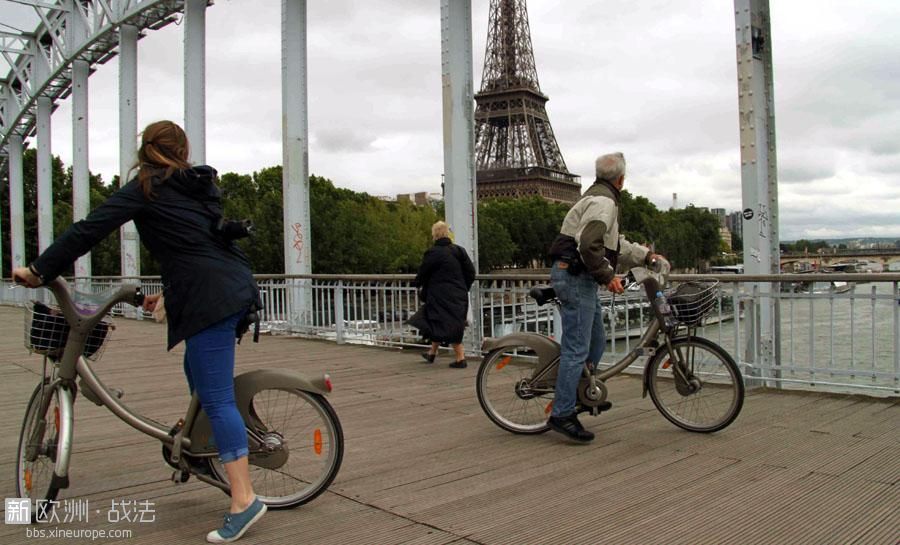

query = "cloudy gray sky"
[{"left": 3, "top": 0, "right": 899, "bottom": 241}]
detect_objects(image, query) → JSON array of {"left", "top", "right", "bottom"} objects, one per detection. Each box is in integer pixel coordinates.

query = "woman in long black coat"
[{"left": 410, "top": 221, "right": 476, "bottom": 368}]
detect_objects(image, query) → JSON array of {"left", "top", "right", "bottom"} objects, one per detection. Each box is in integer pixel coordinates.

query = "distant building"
[
  {"left": 726, "top": 211, "right": 743, "bottom": 241},
  {"left": 395, "top": 192, "right": 443, "bottom": 206},
  {"left": 719, "top": 227, "right": 732, "bottom": 251},
  {"left": 711, "top": 208, "right": 726, "bottom": 227}
]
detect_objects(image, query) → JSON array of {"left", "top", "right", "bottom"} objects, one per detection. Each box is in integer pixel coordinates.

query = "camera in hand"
[{"left": 214, "top": 218, "right": 254, "bottom": 241}]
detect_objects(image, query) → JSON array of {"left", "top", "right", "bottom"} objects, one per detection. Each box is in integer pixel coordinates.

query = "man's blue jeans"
[
  {"left": 183, "top": 311, "right": 249, "bottom": 463},
  {"left": 550, "top": 261, "right": 606, "bottom": 418}
]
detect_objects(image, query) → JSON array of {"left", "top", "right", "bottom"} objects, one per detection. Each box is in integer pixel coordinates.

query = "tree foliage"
[
  {"left": 1, "top": 149, "right": 121, "bottom": 278},
  {"left": 476, "top": 197, "right": 567, "bottom": 270},
  {"left": 780, "top": 239, "right": 830, "bottom": 253},
  {"left": 3, "top": 153, "right": 727, "bottom": 277},
  {"left": 653, "top": 205, "right": 722, "bottom": 270}
]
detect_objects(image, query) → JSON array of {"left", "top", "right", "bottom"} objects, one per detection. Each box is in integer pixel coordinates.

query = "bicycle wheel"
[
  {"left": 476, "top": 346, "right": 554, "bottom": 434},
  {"left": 16, "top": 382, "right": 65, "bottom": 521},
  {"left": 647, "top": 336, "right": 744, "bottom": 433},
  {"left": 209, "top": 388, "right": 343, "bottom": 509}
]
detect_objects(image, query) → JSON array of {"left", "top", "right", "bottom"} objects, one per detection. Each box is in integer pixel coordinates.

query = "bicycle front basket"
[
  {"left": 668, "top": 281, "right": 719, "bottom": 326},
  {"left": 25, "top": 301, "right": 113, "bottom": 361}
]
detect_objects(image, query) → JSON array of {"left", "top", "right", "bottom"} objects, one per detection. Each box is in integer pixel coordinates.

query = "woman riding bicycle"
[{"left": 13, "top": 120, "right": 266, "bottom": 543}]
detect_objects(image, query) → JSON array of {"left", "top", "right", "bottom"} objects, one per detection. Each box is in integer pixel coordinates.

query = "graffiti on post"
[{"left": 291, "top": 223, "right": 303, "bottom": 264}]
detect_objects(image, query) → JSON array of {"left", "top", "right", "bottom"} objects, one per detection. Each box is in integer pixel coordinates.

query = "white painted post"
[
  {"left": 735, "top": 0, "right": 780, "bottom": 385},
  {"left": 36, "top": 97, "right": 53, "bottom": 254},
  {"left": 440, "top": 0, "right": 481, "bottom": 353},
  {"left": 8, "top": 135, "right": 25, "bottom": 271},
  {"left": 119, "top": 24, "right": 140, "bottom": 283},
  {"left": 184, "top": 0, "right": 207, "bottom": 164},
  {"left": 282, "top": 0, "right": 312, "bottom": 330},
  {"left": 69, "top": 0, "right": 91, "bottom": 288},
  {"left": 72, "top": 59, "right": 91, "bottom": 284}
]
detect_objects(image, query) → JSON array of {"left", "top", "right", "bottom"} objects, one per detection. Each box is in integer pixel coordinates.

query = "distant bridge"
[{"left": 780, "top": 248, "right": 900, "bottom": 272}]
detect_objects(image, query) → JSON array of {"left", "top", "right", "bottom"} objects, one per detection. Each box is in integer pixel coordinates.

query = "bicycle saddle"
[{"left": 528, "top": 286, "right": 557, "bottom": 306}]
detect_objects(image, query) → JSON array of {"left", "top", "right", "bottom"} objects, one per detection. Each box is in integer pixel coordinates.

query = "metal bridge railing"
[{"left": 3, "top": 273, "right": 898, "bottom": 397}]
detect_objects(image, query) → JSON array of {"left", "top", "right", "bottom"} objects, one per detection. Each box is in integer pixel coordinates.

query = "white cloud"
[{"left": 4, "top": 0, "right": 899, "bottom": 241}]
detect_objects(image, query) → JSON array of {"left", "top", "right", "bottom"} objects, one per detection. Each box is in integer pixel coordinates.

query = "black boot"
[
  {"left": 421, "top": 352, "right": 436, "bottom": 363},
  {"left": 547, "top": 413, "right": 595, "bottom": 443},
  {"left": 449, "top": 360, "right": 468, "bottom": 369}
]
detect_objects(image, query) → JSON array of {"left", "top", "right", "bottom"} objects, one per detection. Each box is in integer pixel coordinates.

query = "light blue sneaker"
[{"left": 206, "top": 498, "right": 267, "bottom": 543}]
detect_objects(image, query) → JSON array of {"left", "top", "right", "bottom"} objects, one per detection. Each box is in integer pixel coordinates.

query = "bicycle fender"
[
  {"left": 188, "top": 369, "right": 331, "bottom": 454},
  {"left": 233, "top": 368, "right": 332, "bottom": 399},
  {"left": 482, "top": 333, "right": 560, "bottom": 367}
]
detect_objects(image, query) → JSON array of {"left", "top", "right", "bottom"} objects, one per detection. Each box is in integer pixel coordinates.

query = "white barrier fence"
[{"left": 3, "top": 273, "right": 898, "bottom": 397}]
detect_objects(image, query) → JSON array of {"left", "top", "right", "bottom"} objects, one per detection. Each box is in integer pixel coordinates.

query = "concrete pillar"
[
  {"left": 119, "top": 24, "right": 140, "bottom": 280},
  {"left": 184, "top": 0, "right": 207, "bottom": 164},
  {"left": 735, "top": 0, "right": 780, "bottom": 384},
  {"left": 7, "top": 135, "right": 25, "bottom": 270},
  {"left": 282, "top": 0, "right": 312, "bottom": 327},
  {"left": 72, "top": 59, "right": 91, "bottom": 281},
  {"left": 440, "top": 0, "right": 481, "bottom": 352},
  {"left": 36, "top": 97, "right": 53, "bottom": 253}
]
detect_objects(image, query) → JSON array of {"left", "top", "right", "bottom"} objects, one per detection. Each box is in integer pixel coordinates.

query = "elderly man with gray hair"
[{"left": 546, "top": 152, "right": 663, "bottom": 442}]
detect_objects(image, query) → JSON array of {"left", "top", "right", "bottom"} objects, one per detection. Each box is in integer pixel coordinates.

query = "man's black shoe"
[
  {"left": 547, "top": 414, "right": 595, "bottom": 443},
  {"left": 576, "top": 400, "right": 613, "bottom": 415}
]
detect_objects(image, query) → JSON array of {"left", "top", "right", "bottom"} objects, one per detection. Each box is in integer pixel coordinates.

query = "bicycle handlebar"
[{"left": 40, "top": 278, "right": 145, "bottom": 334}]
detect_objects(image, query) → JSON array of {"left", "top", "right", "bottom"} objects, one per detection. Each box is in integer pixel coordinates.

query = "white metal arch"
[
  {"left": 0, "top": 0, "right": 480, "bottom": 339},
  {"left": 0, "top": 0, "right": 188, "bottom": 284},
  {"left": 0, "top": 0, "right": 185, "bottom": 161}
]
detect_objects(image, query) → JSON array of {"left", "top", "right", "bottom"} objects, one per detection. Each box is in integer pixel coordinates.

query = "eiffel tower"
[{"left": 474, "top": 0, "right": 581, "bottom": 204}]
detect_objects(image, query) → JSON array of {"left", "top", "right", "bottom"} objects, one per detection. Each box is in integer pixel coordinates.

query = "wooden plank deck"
[{"left": 0, "top": 305, "right": 897, "bottom": 545}]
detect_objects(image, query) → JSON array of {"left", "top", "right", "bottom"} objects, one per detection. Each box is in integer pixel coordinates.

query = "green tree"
[
  {"left": 785, "top": 239, "right": 830, "bottom": 253},
  {"left": 476, "top": 208, "right": 516, "bottom": 273},
  {"left": 619, "top": 189, "right": 660, "bottom": 245},
  {"left": 478, "top": 197, "right": 567, "bottom": 268},
  {"left": 732, "top": 231, "right": 743, "bottom": 254},
  {"left": 655, "top": 205, "right": 721, "bottom": 270}
]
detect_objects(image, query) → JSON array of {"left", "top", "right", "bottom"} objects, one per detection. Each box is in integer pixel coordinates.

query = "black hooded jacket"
[
  {"left": 32, "top": 166, "right": 259, "bottom": 350},
  {"left": 409, "top": 238, "right": 476, "bottom": 344}
]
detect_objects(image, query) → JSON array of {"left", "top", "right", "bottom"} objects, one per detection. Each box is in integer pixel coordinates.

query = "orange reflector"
[
  {"left": 496, "top": 356, "right": 511, "bottom": 370},
  {"left": 54, "top": 407, "right": 60, "bottom": 431},
  {"left": 25, "top": 469, "right": 32, "bottom": 491},
  {"left": 662, "top": 360, "right": 672, "bottom": 369},
  {"left": 545, "top": 401, "right": 553, "bottom": 414},
  {"left": 313, "top": 429, "right": 323, "bottom": 455}
]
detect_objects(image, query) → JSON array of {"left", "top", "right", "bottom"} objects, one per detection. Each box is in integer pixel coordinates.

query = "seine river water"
[{"left": 673, "top": 281, "right": 898, "bottom": 394}]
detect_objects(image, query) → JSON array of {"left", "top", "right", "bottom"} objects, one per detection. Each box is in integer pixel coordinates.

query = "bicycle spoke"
[
  {"left": 648, "top": 337, "right": 744, "bottom": 433},
  {"left": 210, "top": 388, "right": 343, "bottom": 509},
  {"left": 477, "top": 348, "right": 552, "bottom": 434}
]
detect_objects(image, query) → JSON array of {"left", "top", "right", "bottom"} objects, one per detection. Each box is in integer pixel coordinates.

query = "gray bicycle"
[
  {"left": 15, "top": 278, "right": 343, "bottom": 522},
  {"left": 477, "top": 267, "right": 744, "bottom": 434}
]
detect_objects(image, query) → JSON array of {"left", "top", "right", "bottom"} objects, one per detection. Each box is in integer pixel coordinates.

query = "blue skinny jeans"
[
  {"left": 183, "top": 311, "right": 248, "bottom": 463},
  {"left": 550, "top": 261, "right": 606, "bottom": 418}
]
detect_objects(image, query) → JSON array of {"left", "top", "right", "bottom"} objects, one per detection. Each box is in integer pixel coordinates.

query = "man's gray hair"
[{"left": 595, "top": 152, "right": 626, "bottom": 182}]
